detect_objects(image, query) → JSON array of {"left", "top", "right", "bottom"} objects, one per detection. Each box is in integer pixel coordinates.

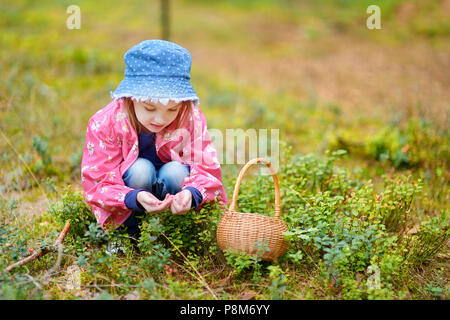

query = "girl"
[{"left": 81, "top": 40, "right": 228, "bottom": 242}]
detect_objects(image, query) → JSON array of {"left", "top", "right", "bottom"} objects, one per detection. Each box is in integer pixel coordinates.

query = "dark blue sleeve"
[
  {"left": 124, "top": 189, "right": 148, "bottom": 212},
  {"left": 182, "top": 187, "right": 203, "bottom": 209}
]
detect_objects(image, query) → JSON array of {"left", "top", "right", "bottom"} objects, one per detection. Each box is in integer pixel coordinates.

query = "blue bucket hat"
[{"left": 111, "top": 39, "right": 200, "bottom": 106}]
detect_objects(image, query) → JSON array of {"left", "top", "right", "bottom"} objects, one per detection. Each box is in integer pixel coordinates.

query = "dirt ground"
[{"left": 188, "top": 34, "right": 449, "bottom": 128}]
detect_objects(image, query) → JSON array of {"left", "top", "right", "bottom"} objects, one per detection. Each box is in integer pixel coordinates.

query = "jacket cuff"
[
  {"left": 182, "top": 187, "right": 203, "bottom": 209},
  {"left": 124, "top": 189, "right": 147, "bottom": 212}
]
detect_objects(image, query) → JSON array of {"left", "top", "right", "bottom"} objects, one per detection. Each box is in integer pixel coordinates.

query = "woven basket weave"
[{"left": 216, "top": 158, "right": 288, "bottom": 261}]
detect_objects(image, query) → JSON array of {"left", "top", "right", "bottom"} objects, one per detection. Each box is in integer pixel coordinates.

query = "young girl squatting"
[{"left": 81, "top": 40, "right": 228, "bottom": 240}]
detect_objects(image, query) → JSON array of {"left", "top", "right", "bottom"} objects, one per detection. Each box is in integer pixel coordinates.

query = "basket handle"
[{"left": 228, "top": 158, "right": 281, "bottom": 218}]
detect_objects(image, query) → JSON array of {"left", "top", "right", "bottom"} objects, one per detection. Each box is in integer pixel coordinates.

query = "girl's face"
[{"left": 133, "top": 99, "right": 182, "bottom": 133}]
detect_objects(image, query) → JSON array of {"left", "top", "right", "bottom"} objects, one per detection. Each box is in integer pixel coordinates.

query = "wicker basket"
[{"left": 216, "top": 157, "right": 288, "bottom": 261}]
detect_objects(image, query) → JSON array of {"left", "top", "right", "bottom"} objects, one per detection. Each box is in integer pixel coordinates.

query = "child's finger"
[
  {"left": 149, "top": 201, "right": 170, "bottom": 214},
  {"left": 171, "top": 199, "right": 180, "bottom": 210},
  {"left": 157, "top": 195, "right": 173, "bottom": 208},
  {"left": 142, "top": 194, "right": 169, "bottom": 212},
  {"left": 162, "top": 198, "right": 173, "bottom": 209},
  {"left": 183, "top": 193, "right": 191, "bottom": 207},
  {"left": 171, "top": 200, "right": 182, "bottom": 214},
  {"left": 161, "top": 195, "right": 173, "bottom": 207},
  {"left": 142, "top": 193, "right": 159, "bottom": 205},
  {"left": 172, "top": 199, "right": 189, "bottom": 215},
  {"left": 178, "top": 193, "right": 190, "bottom": 208},
  {"left": 164, "top": 193, "right": 173, "bottom": 203},
  {"left": 174, "top": 191, "right": 187, "bottom": 205}
]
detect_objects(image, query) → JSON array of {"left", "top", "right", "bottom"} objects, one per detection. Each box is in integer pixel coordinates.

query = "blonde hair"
[{"left": 122, "top": 97, "right": 193, "bottom": 136}]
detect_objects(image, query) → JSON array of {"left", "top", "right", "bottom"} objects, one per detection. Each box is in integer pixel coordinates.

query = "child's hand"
[
  {"left": 170, "top": 190, "right": 192, "bottom": 215},
  {"left": 137, "top": 191, "right": 172, "bottom": 214}
]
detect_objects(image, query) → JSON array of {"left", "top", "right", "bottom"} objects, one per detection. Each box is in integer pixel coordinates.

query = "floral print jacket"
[{"left": 81, "top": 98, "right": 228, "bottom": 230}]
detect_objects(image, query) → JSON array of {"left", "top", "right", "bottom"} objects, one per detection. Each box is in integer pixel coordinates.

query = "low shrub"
[{"left": 48, "top": 185, "right": 95, "bottom": 241}]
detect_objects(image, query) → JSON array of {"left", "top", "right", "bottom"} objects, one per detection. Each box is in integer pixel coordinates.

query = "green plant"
[
  {"left": 0, "top": 197, "right": 19, "bottom": 224},
  {"left": 403, "top": 214, "right": 449, "bottom": 267},
  {"left": 153, "top": 199, "right": 224, "bottom": 263},
  {"left": 223, "top": 249, "right": 263, "bottom": 279},
  {"left": 48, "top": 185, "right": 95, "bottom": 240},
  {"left": 84, "top": 222, "right": 109, "bottom": 245},
  {"left": 137, "top": 216, "right": 171, "bottom": 278},
  {"left": 280, "top": 149, "right": 424, "bottom": 296},
  {"left": 266, "top": 265, "right": 288, "bottom": 299},
  {"left": 374, "top": 175, "right": 423, "bottom": 233}
]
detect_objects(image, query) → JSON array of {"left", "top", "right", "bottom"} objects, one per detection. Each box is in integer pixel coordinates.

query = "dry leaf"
[
  {"left": 163, "top": 263, "right": 178, "bottom": 276},
  {"left": 356, "top": 272, "right": 364, "bottom": 284},
  {"left": 241, "top": 290, "right": 256, "bottom": 300},
  {"left": 407, "top": 225, "right": 419, "bottom": 235},
  {"left": 217, "top": 273, "right": 233, "bottom": 287},
  {"left": 122, "top": 290, "right": 140, "bottom": 300},
  {"left": 401, "top": 144, "right": 410, "bottom": 153}
]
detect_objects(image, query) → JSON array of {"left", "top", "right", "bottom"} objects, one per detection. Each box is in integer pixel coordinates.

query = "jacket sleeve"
[
  {"left": 180, "top": 108, "right": 228, "bottom": 208},
  {"left": 81, "top": 117, "right": 134, "bottom": 227}
]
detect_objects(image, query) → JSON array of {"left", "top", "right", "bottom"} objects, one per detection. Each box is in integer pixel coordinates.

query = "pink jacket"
[{"left": 81, "top": 98, "right": 228, "bottom": 230}]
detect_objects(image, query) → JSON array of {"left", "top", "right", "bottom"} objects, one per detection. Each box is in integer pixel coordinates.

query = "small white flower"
[
  {"left": 98, "top": 199, "right": 105, "bottom": 207},
  {"left": 115, "top": 111, "right": 126, "bottom": 122},
  {"left": 100, "top": 187, "right": 108, "bottom": 193},
  {"left": 193, "top": 109, "right": 200, "bottom": 119},
  {"left": 122, "top": 124, "right": 129, "bottom": 132},
  {"left": 132, "top": 142, "right": 139, "bottom": 155},
  {"left": 164, "top": 132, "right": 172, "bottom": 141},
  {"left": 206, "top": 172, "right": 217, "bottom": 182},
  {"left": 91, "top": 120, "right": 100, "bottom": 132},
  {"left": 93, "top": 209, "right": 101, "bottom": 221},
  {"left": 108, "top": 172, "right": 116, "bottom": 181},
  {"left": 200, "top": 187, "right": 207, "bottom": 199},
  {"left": 99, "top": 140, "right": 106, "bottom": 150},
  {"left": 87, "top": 142, "right": 94, "bottom": 155},
  {"left": 115, "top": 192, "right": 125, "bottom": 202},
  {"left": 89, "top": 165, "right": 98, "bottom": 172},
  {"left": 87, "top": 194, "right": 93, "bottom": 201},
  {"left": 81, "top": 165, "right": 89, "bottom": 173}
]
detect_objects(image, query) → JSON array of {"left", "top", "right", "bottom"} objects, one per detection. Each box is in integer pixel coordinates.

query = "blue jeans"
[{"left": 120, "top": 158, "right": 190, "bottom": 238}]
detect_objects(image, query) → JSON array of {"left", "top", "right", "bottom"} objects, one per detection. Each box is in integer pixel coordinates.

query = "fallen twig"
[{"left": 5, "top": 222, "right": 71, "bottom": 274}]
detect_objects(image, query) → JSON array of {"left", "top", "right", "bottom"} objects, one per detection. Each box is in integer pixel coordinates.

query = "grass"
[{"left": 0, "top": 0, "right": 449, "bottom": 300}]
